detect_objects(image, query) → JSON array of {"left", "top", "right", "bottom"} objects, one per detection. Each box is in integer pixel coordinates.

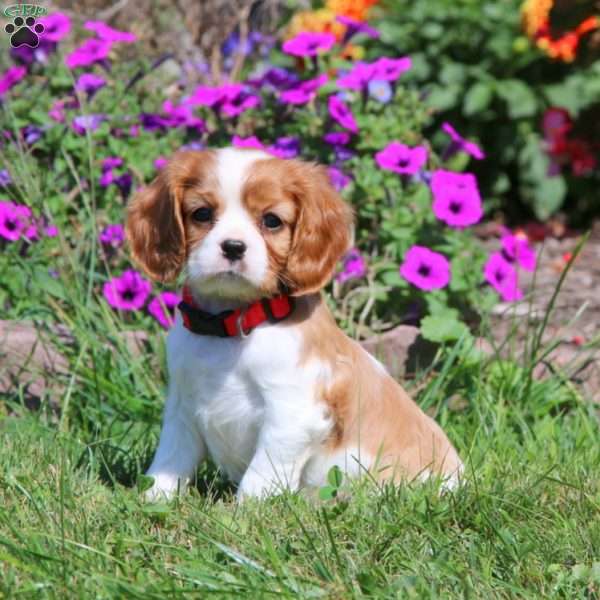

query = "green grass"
[{"left": 2, "top": 327, "right": 599, "bottom": 598}]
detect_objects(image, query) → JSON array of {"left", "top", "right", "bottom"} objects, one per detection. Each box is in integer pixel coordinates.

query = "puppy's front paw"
[
  {"left": 142, "top": 473, "right": 186, "bottom": 502},
  {"left": 236, "top": 474, "right": 275, "bottom": 503}
]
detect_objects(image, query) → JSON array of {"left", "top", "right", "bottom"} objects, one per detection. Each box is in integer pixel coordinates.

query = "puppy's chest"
[{"left": 167, "top": 322, "right": 321, "bottom": 479}]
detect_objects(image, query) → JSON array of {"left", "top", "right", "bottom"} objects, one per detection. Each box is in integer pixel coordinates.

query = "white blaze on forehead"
[{"left": 215, "top": 148, "right": 271, "bottom": 207}]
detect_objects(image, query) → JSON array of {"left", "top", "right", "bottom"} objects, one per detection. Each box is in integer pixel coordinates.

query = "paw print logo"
[{"left": 5, "top": 16, "right": 45, "bottom": 48}]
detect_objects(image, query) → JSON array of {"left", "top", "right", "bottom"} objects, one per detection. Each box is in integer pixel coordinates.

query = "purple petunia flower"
[
  {"left": 220, "top": 89, "right": 260, "bottom": 118},
  {"left": 0, "top": 170, "right": 11, "bottom": 187},
  {"left": 114, "top": 172, "right": 133, "bottom": 197},
  {"left": 431, "top": 170, "right": 483, "bottom": 228},
  {"left": 368, "top": 79, "right": 392, "bottom": 103},
  {"left": 84, "top": 21, "right": 136, "bottom": 43},
  {"left": 328, "top": 96, "right": 358, "bottom": 133},
  {"left": 185, "top": 85, "right": 224, "bottom": 107},
  {"left": 282, "top": 32, "right": 336, "bottom": 57},
  {"left": 500, "top": 228, "right": 536, "bottom": 272},
  {"left": 99, "top": 223, "right": 125, "bottom": 248},
  {"left": 372, "top": 57, "right": 412, "bottom": 82},
  {"left": 72, "top": 114, "right": 104, "bottom": 135},
  {"left": 22, "top": 125, "right": 43, "bottom": 145},
  {"left": 336, "top": 248, "right": 366, "bottom": 283},
  {"left": 0, "top": 201, "right": 32, "bottom": 242},
  {"left": 336, "top": 15, "right": 380, "bottom": 41},
  {"left": 232, "top": 135, "right": 265, "bottom": 150},
  {"left": 268, "top": 136, "right": 300, "bottom": 159},
  {"left": 103, "top": 270, "right": 152, "bottom": 311},
  {"left": 40, "top": 12, "right": 71, "bottom": 42},
  {"left": 336, "top": 62, "right": 377, "bottom": 90},
  {"left": 279, "top": 74, "right": 328, "bottom": 105},
  {"left": 148, "top": 291, "right": 182, "bottom": 328},
  {"left": 335, "top": 146, "right": 356, "bottom": 163},
  {"left": 328, "top": 166, "right": 352, "bottom": 191},
  {"left": 66, "top": 39, "right": 112, "bottom": 69},
  {"left": 400, "top": 245, "right": 451, "bottom": 291},
  {"left": 75, "top": 72, "right": 106, "bottom": 96},
  {"left": 324, "top": 132, "right": 351, "bottom": 146},
  {"left": 0, "top": 66, "right": 26, "bottom": 96},
  {"left": 441, "top": 122, "right": 485, "bottom": 161},
  {"left": 375, "top": 142, "right": 428, "bottom": 175},
  {"left": 484, "top": 252, "right": 523, "bottom": 302},
  {"left": 249, "top": 67, "right": 299, "bottom": 90}
]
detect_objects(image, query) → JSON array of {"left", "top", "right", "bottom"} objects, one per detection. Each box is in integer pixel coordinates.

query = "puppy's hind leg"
[{"left": 144, "top": 390, "right": 206, "bottom": 502}]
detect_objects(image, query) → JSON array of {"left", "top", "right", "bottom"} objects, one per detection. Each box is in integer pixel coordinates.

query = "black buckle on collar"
[
  {"left": 178, "top": 301, "right": 232, "bottom": 338},
  {"left": 260, "top": 296, "right": 295, "bottom": 323}
]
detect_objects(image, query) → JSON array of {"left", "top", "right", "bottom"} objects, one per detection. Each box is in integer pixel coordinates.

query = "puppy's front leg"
[
  {"left": 145, "top": 388, "right": 206, "bottom": 501},
  {"left": 237, "top": 391, "right": 320, "bottom": 501}
]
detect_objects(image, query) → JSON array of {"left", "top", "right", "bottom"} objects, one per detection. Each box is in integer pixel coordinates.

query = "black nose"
[{"left": 221, "top": 239, "right": 247, "bottom": 261}]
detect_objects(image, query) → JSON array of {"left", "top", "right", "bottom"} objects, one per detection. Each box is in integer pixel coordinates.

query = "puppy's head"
[{"left": 126, "top": 148, "right": 353, "bottom": 300}]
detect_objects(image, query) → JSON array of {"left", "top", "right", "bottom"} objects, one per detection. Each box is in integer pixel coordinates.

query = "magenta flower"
[
  {"left": 102, "top": 157, "right": 123, "bottom": 171},
  {"left": 372, "top": 57, "right": 412, "bottom": 82},
  {"left": 500, "top": 229, "right": 536, "bottom": 272},
  {"left": 336, "top": 62, "right": 377, "bottom": 90},
  {"left": 75, "top": 73, "right": 106, "bottom": 94},
  {"left": 484, "top": 252, "right": 523, "bottom": 302},
  {"left": 336, "top": 15, "right": 380, "bottom": 40},
  {"left": 400, "top": 246, "right": 451, "bottom": 291},
  {"left": 431, "top": 170, "right": 483, "bottom": 228},
  {"left": 103, "top": 270, "right": 152, "bottom": 311},
  {"left": 99, "top": 224, "right": 125, "bottom": 248},
  {"left": 324, "top": 132, "right": 351, "bottom": 146},
  {"left": 84, "top": 21, "right": 136, "bottom": 43},
  {"left": 0, "top": 66, "right": 26, "bottom": 96},
  {"left": 161, "top": 100, "right": 205, "bottom": 131},
  {"left": 442, "top": 123, "right": 485, "bottom": 160},
  {"left": 336, "top": 248, "right": 366, "bottom": 283},
  {"left": 65, "top": 39, "right": 112, "bottom": 69},
  {"left": 279, "top": 74, "right": 328, "bottom": 105},
  {"left": 148, "top": 292, "right": 182, "bottom": 328},
  {"left": 44, "top": 224, "right": 59, "bottom": 237},
  {"left": 375, "top": 142, "right": 428, "bottom": 175},
  {"left": 186, "top": 85, "right": 225, "bottom": 107},
  {"left": 39, "top": 12, "right": 71, "bottom": 42},
  {"left": 232, "top": 135, "right": 265, "bottom": 150},
  {"left": 154, "top": 156, "right": 168, "bottom": 170},
  {"left": 328, "top": 166, "right": 352, "bottom": 191},
  {"left": 0, "top": 201, "right": 32, "bottom": 242},
  {"left": 72, "top": 114, "right": 104, "bottom": 135},
  {"left": 220, "top": 89, "right": 260, "bottom": 117},
  {"left": 282, "top": 32, "right": 336, "bottom": 57},
  {"left": 328, "top": 96, "right": 358, "bottom": 133}
]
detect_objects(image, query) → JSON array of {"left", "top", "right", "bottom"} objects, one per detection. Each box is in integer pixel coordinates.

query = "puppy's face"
[{"left": 126, "top": 148, "right": 353, "bottom": 300}]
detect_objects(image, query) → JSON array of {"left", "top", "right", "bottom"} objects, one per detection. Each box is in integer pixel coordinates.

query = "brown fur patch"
[
  {"left": 297, "top": 295, "right": 462, "bottom": 481},
  {"left": 125, "top": 150, "right": 217, "bottom": 282}
]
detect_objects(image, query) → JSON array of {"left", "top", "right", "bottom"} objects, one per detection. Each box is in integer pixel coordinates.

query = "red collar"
[{"left": 178, "top": 286, "right": 295, "bottom": 338}]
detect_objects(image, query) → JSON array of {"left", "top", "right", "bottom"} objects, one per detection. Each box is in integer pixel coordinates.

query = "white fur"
[
  {"left": 146, "top": 148, "right": 341, "bottom": 501},
  {"left": 145, "top": 313, "right": 336, "bottom": 501},
  {"left": 185, "top": 149, "right": 272, "bottom": 301}
]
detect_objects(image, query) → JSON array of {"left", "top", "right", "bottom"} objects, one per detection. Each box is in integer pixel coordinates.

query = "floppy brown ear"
[
  {"left": 284, "top": 163, "right": 354, "bottom": 295},
  {"left": 125, "top": 171, "right": 185, "bottom": 283}
]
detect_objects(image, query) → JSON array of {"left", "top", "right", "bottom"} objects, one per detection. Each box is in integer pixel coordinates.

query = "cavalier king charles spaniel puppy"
[{"left": 126, "top": 148, "right": 462, "bottom": 501}]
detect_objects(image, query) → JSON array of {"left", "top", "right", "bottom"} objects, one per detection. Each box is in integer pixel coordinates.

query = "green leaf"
[
  {"left": 380, "top": 270, "right": 405, "bottom": 287},
  {"left": 463, "top": 81, "right": 494, "bottom": 116},
  {"left": 420, "top": 315, "right": 469, "bottom": 343},
  {"left": 318, "top": 485, "right": 338, "bottom": 501},
  {"left": 426, "top": 85, "right": 459, "bottom": 111},
  {"left": 496, "top": 80, "right": 537, "bottom": 118},
  {"left": 137, "top": 474, "right": 155, "bottom": 493},
  {"left": 327, "top": 465, "right": 343, "bottom": 488}
]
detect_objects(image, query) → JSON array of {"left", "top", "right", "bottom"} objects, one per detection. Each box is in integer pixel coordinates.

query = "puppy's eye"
[
  {"left": 263, "top": 212, "right": 283, "bottom": 230},
  {"left": 191, "top": 206, "right": 213, "bottom": 223}
]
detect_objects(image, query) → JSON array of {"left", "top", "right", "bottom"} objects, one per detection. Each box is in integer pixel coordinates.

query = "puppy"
[{"left": 126, "top": 148, "right": 462, "bottom": 501}]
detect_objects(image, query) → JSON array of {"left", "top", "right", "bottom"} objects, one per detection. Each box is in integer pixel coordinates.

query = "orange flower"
[
  {"left": 326, "top": 0, "right": 378, "bottom": 22},
  {"left": 521, "top": 0, "right": 599, "bottom": 62}
]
